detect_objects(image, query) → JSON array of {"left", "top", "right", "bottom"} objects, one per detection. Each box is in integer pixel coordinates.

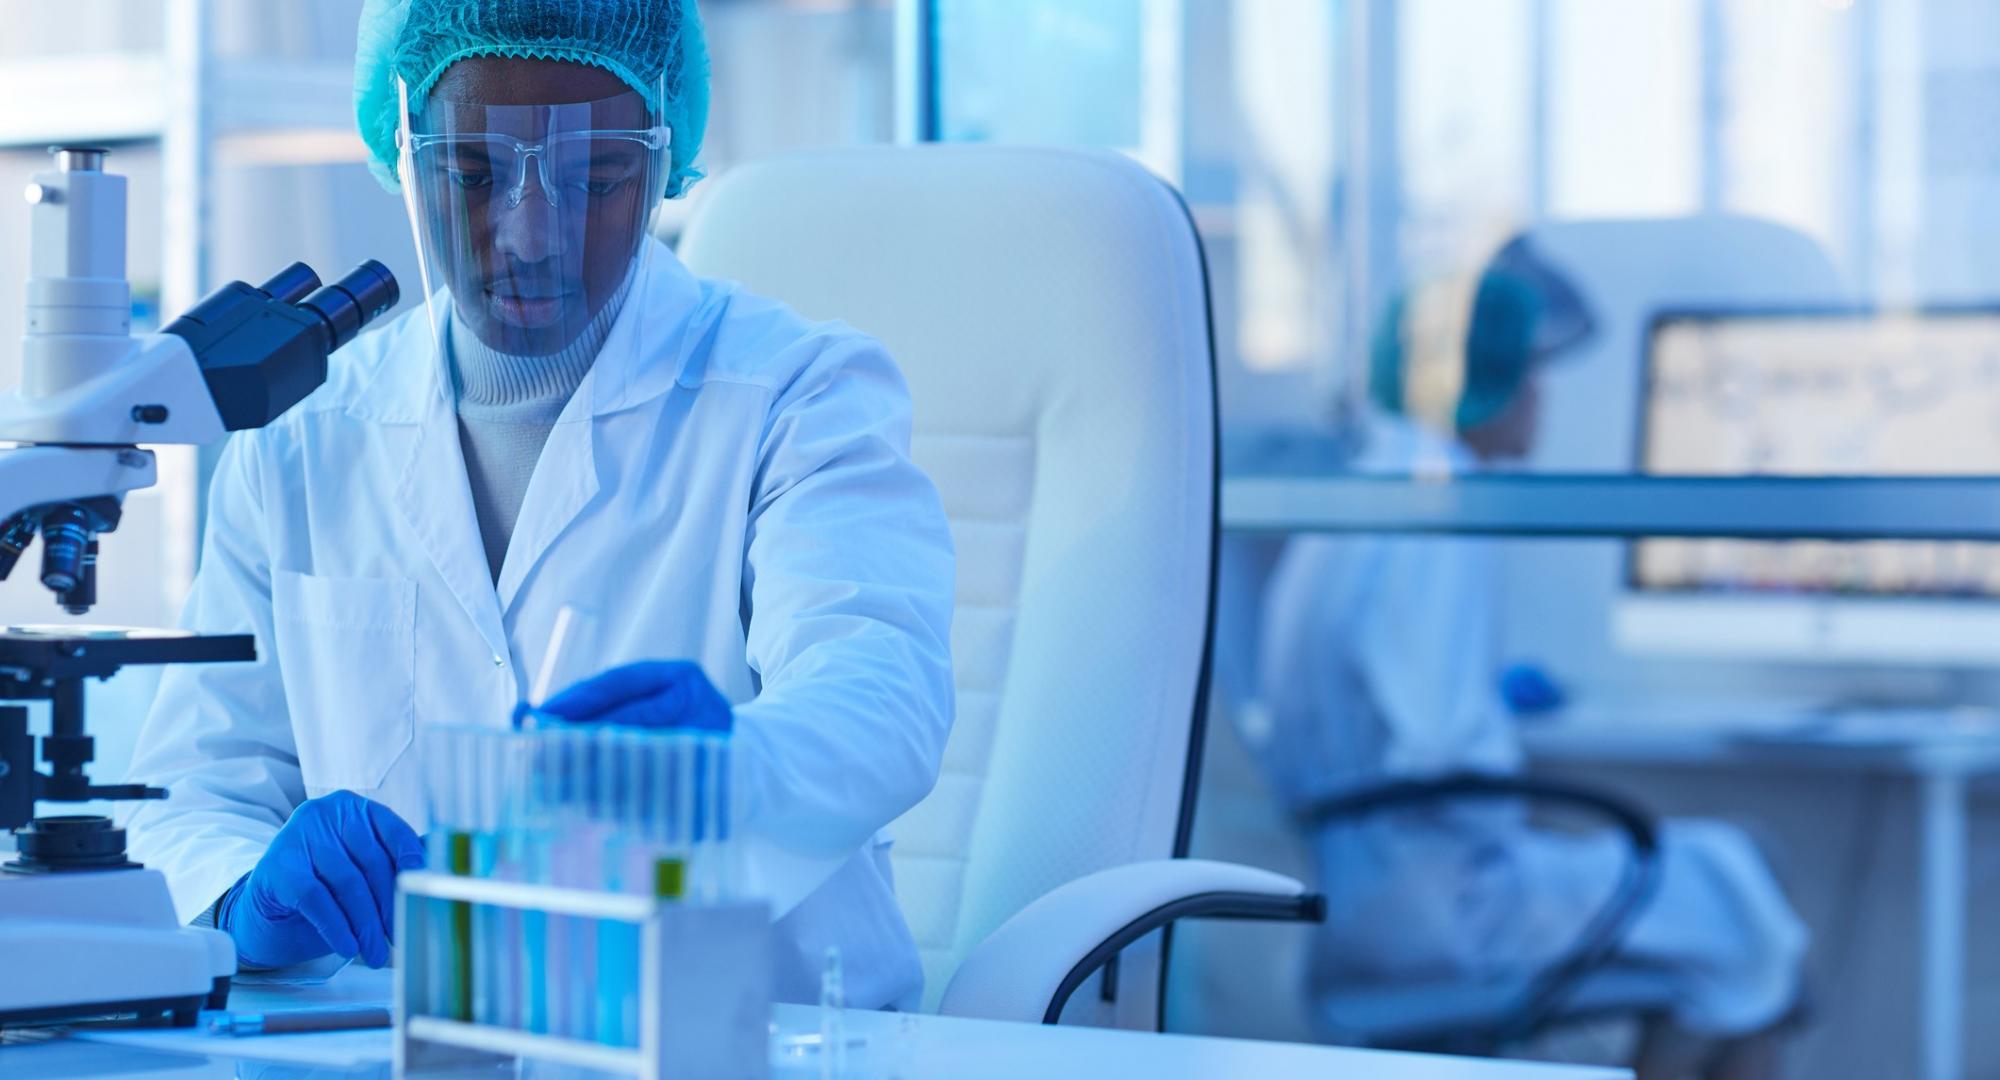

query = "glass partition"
[
  {"left": 931, "top": 0, "right": 2000, "bottom": 667},
  {"left": 935, "top": 10, "right": 2000, "bottom": 1075},
  {"left": 933, "top": 0, "right": 2000, "bottom": 492}
]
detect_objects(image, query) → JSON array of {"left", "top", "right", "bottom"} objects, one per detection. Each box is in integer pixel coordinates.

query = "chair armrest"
[{"left": 937, "top": 858, "right": 1324, "bottom": 1025}]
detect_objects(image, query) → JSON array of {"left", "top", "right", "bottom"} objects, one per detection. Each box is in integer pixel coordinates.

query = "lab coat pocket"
[{"left": 271, "top": 569, "right": 417, "bottom": 794}]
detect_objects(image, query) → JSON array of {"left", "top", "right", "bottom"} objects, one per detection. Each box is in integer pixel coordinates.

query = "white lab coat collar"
[
  {"left": 339, "top": 240, "right": 719, "bottom": 647},
  {"left": 341, "top": 237, "right": 714, "bottom": 427}
]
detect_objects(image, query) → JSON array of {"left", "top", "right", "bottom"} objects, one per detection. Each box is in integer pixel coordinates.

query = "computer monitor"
[{"left": 1615, "top": 306, "right": 2000, "bottom": 664}]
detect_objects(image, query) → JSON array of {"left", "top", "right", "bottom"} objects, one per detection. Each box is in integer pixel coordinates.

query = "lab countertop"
[{"left": 4, "top": 965, "right": 1628, "bottom": 1079}]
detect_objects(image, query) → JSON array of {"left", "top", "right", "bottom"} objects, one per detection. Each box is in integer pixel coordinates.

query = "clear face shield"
[{"left": 397, "top": 72, "right": 670, "bottom": 367}]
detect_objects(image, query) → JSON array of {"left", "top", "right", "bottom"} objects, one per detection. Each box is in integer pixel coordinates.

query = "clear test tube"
[
  {"left": 493, "top": 731, "right": 534, "bottom": 1032},
  {"left": 420, "top": 727, "right": 474, "bottom": 1022},
  {"left": 820, "top": 945, "right": 847, "bottom": 1080},
  {"left": 716, "top": 735, "right": 734, "bottom": 898},
  {"left": 650, "top": 734, "right": 688, "bottom": 902},
  {"left": 558, "top": 726, "right": 599, "bottom": 1042},
  {"left": 471, "top": 729, "right": 500, "bottom": 1027},
  {"left": 689, "top": 733, "right": 705, "bottom": 899},
  {"left": 541, "top": 728, "right": 574, "bottom": 1040},
  {"left": 594, "top": 728, "right": 631, "bottom": 1046},
  {"left": 518, "top": 605, "right": 601, "bottom": 729},
  {"left": 493, "top": 730, "right": 542, "bottom": 1034},
  {"left": 700, "top": 732, "right": 728, "bottom": 903},
  {"left": 416, "top": 735, "right": 444, "bottom": 1020},
  {"left": 614, "top": 728, "right": 649, "bottom": 1046},
  {"left": 517, "top": 729, "right": 554, "bottom": 1034},
  {"left": 676, "top": 733, "right": 698, "bottom": 898}
]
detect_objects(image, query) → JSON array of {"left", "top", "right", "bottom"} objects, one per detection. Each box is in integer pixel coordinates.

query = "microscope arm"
[
  {"left": 0, "top": 327, "right": 217, "bottom": 520},
  {"left": 1, "top": 149, "right": 395, "bottom": 614},
  {"left": 0, "top": 261, "right": 397, "bottom": 609}
]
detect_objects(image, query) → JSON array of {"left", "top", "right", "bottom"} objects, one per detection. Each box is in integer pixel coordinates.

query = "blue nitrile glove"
[
  {"left": 534, "top": 660, "right": 734, "bottom": 732},
  {"left": 216, "top": 790, "right": 426, "bottom": 970},
  {"left": 1500, "top": 662, "right": 1567, "bottom": 718}
]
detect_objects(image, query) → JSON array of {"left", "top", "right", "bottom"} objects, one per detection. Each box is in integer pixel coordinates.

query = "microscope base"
[{"left": 0, "top": 868, "right": 234, "bottom": 1028}]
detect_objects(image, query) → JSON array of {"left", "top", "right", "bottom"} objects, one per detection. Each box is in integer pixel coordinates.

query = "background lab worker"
[
  {"left": 1256, "top": 240, "right": 1808, "bottom": 1078},
  {"left": 122, "top": 0, "right": 954, "bottom": 1010}
]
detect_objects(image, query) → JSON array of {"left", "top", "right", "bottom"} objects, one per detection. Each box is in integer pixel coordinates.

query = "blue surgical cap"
[
  {"left": 355, "top": 0, "right": 711, "bottom": 198},
  {"left": 1364, "top": 282, "right": 1542, "bottom": 432},
  {"left": 1456, "top": 236, "right": 1594, "bottom": 431},
  {"left": 1368, "top": 237, "right": 1593, "bottom": 435},
  {"left": 1454, "top": 269, "right": 1544, "bottom": 433}
]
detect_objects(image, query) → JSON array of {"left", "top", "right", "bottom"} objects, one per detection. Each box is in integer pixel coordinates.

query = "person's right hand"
[{"left": 217, "top": 790, "right": 426, "bottom": 970}]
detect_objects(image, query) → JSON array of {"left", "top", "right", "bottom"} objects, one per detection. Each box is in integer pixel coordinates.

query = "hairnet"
[
  {"left": 355, "top": 0, "right": 710, "bottom": 198},
  {"left": 1367, "top": 236, "right": 1594, "bottom": 435}
]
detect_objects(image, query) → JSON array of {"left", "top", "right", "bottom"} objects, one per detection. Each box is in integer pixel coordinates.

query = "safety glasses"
[{"left": 402, "top": 126, "right": 672, "bottom": 211}]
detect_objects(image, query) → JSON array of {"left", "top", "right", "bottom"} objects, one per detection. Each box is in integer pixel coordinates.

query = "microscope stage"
[{"left": 0, "top": 627, "right": 254, "bottom": 681}]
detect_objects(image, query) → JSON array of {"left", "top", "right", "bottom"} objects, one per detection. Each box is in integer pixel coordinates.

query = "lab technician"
[
  {"left": 123, "top": 0, "right": 954, "bottom": 1010},
  {"left": 1256, "top": 239, "right": 1807, "bottom": 1078}
]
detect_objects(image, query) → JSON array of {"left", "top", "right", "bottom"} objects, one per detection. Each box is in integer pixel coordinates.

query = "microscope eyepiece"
[
  {"left": 166, "top": 260, "right": 400, "bottom": 435},
  {"left": 257, "top": 262, "right": 321, "bottom": 306},
  {"left": 300, "top": 260, "right": 400, "bottom": 354},
  {"left": 53, "top": 147, "right": 108, "bottom": 173}
]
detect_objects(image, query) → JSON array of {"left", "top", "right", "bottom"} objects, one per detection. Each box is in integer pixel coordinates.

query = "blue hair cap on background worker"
[
  {"left": 354, "top": 0, "right": 712, "bottom": 197},
  {"left": 1454, "top": 270, "right": 1545, "bottom": 433},
  {"left": 1369, "top": 236, "right": 1595, "bottom": 440}
]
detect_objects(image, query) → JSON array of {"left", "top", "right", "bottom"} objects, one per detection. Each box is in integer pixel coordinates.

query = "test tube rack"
[{"left": 394, "top": 871, "right": 771, "bottom": 1080}]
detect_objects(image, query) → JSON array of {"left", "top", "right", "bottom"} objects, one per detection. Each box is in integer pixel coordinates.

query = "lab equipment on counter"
[
  {"left": 819, "top": 946, "right": 848, "bottom": 1078},
  {"left": 397, "top": 722, "right": 768, "bottom": 1080},
  {"left": 0, "top": 631, "right": 248, "bottom": 1029},
  {"left": 767, "top": 946, "right": 874, "bottom": 1073},
  {"left": 0, "top": 148, "right": 398, "bottom": 612},
  {"left": 210, "top": 1004, "right": 393, "bottom": 1036},
  {"left": 0, "top": 146, "right": 400, "bottom": 1029}
]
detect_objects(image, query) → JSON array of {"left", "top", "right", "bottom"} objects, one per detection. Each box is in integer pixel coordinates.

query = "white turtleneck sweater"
[{"left": 448, "top": 277, "right": 632, "bottom": 582}]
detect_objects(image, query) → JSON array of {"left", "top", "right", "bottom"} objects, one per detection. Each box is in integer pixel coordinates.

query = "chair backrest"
[{"left": 678, "top": 146, "right": 1219, "bottom": 1021}]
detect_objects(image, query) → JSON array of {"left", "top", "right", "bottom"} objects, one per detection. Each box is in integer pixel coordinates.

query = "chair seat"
[{"left": 1317, "top": 965, "right": 1679, "bottom": 1048}]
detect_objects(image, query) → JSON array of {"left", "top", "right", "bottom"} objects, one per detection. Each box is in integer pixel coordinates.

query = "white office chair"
[{"left": 678, "top": 145, "right": 1321, "bottom": 1030}]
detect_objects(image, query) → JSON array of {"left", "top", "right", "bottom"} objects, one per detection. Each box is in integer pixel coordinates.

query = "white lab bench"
[
  {"left": 1522, "top": 713, "right": 2000, "bottom": 1080},
  {"left": 3, "top": 965, "right": 1628, "bottom": 1079}
]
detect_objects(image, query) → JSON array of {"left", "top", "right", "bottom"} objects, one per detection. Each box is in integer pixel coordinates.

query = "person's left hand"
[{"left": 533, "top": 660, "right": 733, "bottom": 732}]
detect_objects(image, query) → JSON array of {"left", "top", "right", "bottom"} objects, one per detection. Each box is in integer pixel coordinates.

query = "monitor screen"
[{"left": 1633, "top": 308, "right": 2000, "bottom": 599}]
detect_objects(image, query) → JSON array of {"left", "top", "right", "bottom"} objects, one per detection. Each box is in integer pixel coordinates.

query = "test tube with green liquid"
[{"left": 446, "top": 829, "right": 473, "bottom": 1023}]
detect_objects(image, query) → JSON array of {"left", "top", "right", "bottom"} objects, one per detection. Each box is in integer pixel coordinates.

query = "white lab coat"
[
  {"left": 123, "top": 241, "right": 955, "bottom": 1010},
  {"left": 1257, "top": 412, "right": 1806, "bottom": 1038}
]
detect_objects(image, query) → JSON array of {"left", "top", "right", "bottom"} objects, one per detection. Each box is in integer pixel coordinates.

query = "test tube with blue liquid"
[
  {"left": 532, "top": 608, "right": 600, "bottom": 1040},
  {"left": 417, "top": 604, "right": 739, "bottom": 1052}
]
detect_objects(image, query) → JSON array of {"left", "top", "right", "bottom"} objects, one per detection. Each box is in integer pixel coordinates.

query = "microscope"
[{"left": 0, "top": 147, "right": 398, "bottom": 1027}]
